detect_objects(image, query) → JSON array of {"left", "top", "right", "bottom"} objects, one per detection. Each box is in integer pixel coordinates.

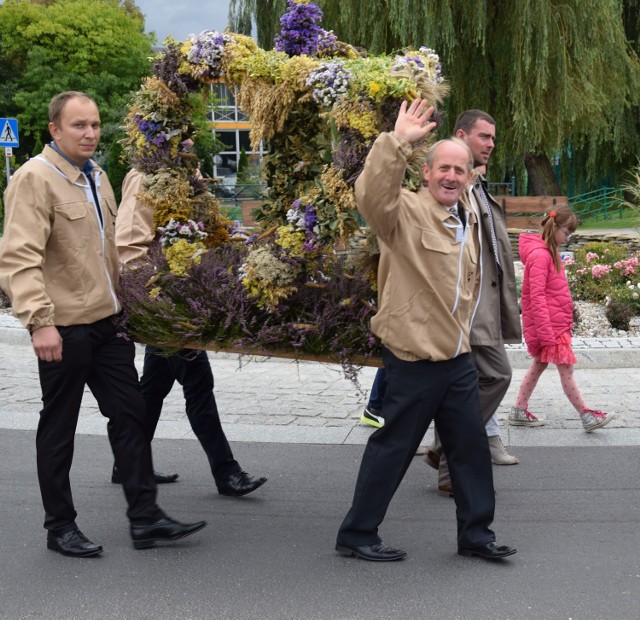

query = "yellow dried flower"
[
  {"left": 138, "top": 170, "right": 195, "bottom": 229},
  {"left": 275, "top": 225, "right": 306, "bottom": 257},
  {"left": 164, "top": 239, "right": 206, "bottom": 277},
  {"left": 321, "top": 165, "right": 357, "bottom": 213},
  {"left": 206, "top": 225, "right": 231, "bottom": 247},
  {"left": 220, "top": 34, "right": 259, "bottom": 85},
  {"left": 241, "top": 245, "right": 301, "bottom": 311},
  {"left": 281, "top": 55, "right": 320, "bottom": 92},
  {"left": 236, "top": 78, "right": 297, "bottom": 147},
  {"left": 319, "top": 165, "right": 359, "bottom": 240},
  {"left": 332, "top": 99, "right": 379, "bottom": 138},
  {"left": 242, "top": 48, "right": 289, "bottom": 82}
]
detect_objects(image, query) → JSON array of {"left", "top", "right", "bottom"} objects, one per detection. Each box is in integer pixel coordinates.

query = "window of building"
[{"left": 210, "top": 82, "right": 266, "bottom": 179}]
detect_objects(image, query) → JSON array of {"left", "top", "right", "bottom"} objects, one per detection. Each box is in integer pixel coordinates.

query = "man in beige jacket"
[
  {"left": 0, "top": 91, "right": 206, "bottom": 557},
  {"left": 112, "top": 168, "right": 267, "bottom": 497},
  {"left": 335, "top": 99, "right": 516, "bottom": 562}
]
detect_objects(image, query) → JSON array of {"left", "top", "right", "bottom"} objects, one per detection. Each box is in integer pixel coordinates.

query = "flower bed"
[{"left": 564, "top": 241, "right": 640, "bottom": 331}]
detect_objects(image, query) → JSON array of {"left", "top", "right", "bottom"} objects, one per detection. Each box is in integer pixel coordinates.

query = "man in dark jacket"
[
  {"left": 113, "top": 168, "right": 267, "bottom": 497},
  {"left": 424, "top": 109, "right": 523, "bottom": 496}
]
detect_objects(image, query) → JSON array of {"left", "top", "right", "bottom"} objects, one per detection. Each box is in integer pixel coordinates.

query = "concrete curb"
[{"left": 506, "top": 346, "right": 640, "bottom": 369}]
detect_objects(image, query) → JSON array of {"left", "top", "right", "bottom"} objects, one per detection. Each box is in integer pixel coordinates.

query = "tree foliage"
[
  {"left": 230, "top": 0, "right": 640, "bottom": 195},
  {"left": 0, "top": 0, "right": 154, "bottom": 165}
]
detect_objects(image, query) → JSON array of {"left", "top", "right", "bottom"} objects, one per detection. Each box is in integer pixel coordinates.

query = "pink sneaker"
[{"left": 581, "top": 409, "right": 614, "bottom": 432}]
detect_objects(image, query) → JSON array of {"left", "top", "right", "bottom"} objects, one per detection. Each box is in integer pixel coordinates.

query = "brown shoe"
[
  {"left": 437, "top": 483, "right": 454, "bottom": 498},
  {"left": 424, "top": 448, "right": 441, "bottom": 470},
  {"left": 415, "top": 446, "right": 427, "bottom": 456}
]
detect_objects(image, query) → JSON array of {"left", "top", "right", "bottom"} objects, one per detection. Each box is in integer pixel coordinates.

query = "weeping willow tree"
[{"left": 229, "top": 0, "right": 640, "bottom": 196}]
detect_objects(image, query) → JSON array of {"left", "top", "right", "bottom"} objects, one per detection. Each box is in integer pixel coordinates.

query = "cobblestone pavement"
[{"left": 1, "top": 315, "right": 639, "bottom": 447}]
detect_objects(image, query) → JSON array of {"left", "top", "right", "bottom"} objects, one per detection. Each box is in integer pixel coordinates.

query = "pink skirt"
[{"left": 537, "top": 331, "right": 577, "bottom": 365}]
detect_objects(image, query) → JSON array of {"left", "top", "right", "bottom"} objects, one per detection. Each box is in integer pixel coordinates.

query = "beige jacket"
[
  {"left": 0, "top": 145, "right": 120, "bottom": 330},
  {"left": 115, "top": 169, "right": 154, "bottom": 266},
  {"left": 356, "top": 132, "right": 479, "bottom": 362}
]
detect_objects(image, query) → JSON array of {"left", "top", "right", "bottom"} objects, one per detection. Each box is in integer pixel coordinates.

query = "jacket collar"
[
  {"left": 418, "top": 186, "right": 475, "bottom": 225},
  {"left": 43, "top": 143, "right": 97, "bottom": 183}
]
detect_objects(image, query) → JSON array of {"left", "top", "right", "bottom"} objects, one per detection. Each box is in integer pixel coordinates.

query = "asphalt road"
[{"left": 1, "top": 430, "right": 638, "bottom": 620}]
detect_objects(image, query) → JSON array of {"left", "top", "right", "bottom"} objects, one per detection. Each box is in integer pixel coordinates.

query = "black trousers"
[
  {"left": 36, "top": 318, "right": 162, "bottom": 533},
  {"left": 337, "top": 349, "right": 496, "bottom": 550},
  {"left": 141, "top": 347, "right": 240, "bottom": 483}
]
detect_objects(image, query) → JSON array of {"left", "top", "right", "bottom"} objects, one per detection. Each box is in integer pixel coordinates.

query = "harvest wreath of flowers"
[{"left": 116, "top": 0, "right": 447, "bottom": 377}]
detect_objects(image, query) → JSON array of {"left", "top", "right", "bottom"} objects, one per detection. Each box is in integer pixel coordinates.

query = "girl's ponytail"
[{"left": 540, "top": 205, "right": 579, "bottom": 272}]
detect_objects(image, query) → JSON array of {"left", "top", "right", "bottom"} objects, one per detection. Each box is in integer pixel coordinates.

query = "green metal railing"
[
  {"left": 213, "top": 183, "right": 267, "bottom": 222},
  {"left": 568, "top": 187, "right": 626, "bottom": 223},
  {"left": 211, "top": 182, "right": 630, "bottom": 227},
  {"left": 488, "top": 179, "right": 516, "bottom": 196}
]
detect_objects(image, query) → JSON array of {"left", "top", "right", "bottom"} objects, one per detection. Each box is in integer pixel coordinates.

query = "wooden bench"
[{"left": 499, "top": 196, "right": 568, "bottom": 230}]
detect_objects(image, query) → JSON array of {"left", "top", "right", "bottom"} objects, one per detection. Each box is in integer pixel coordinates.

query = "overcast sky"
[{"left": 135, "top": 0, "right": 233, "bottom": 43}]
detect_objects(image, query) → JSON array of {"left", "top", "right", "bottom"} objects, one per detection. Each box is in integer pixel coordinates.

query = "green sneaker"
[{"left": 361, "top": 406, "right": 384, "bottom": 428}]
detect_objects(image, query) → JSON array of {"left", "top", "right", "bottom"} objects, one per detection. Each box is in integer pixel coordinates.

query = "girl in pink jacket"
[{"left": 509, "top": 205, "right": 614, "bottom": 432}]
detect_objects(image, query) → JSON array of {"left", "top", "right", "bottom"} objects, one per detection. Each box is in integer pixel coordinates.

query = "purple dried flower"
[
  {"left": 274, "top": 0, "right": 324, "bottom": 57},
  {"left": 316, "top": 29, "right": 339, "bottom": 57},
  {"left": 117, "top": 239, "right": 381, "bottom": 382},
  {"left": 153, "top": 41, "right": 201, "bottom": 94},
  {"left": 332, "top": 128, "right": 372, "bottom": 186}
]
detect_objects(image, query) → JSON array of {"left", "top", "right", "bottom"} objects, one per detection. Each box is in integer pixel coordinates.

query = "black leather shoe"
[
  {"left": 47, "top": 528, "right": 103, "bottom": 557},
  {"left": 151, "top": 470, "right": 179, "bottom": 484},
  {"left": 130, "top": 516, "right": 207, "bottom": 550},
  {"left": 335, "top": 541, "right": 407, "bottom": 562},
  {"left": 217, "top": 471, "right": 267, "bottom": 497},
  {"left": 458, "top": 541, "right": 517, "bottom": 559},
  {"left": 111, "top": 465, "right": 179, "bottom": 485}
]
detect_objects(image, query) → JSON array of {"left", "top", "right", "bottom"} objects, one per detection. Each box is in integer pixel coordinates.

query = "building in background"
[
  {"left": 210, "top": 82, "right": 266, "bottom": 185},
  {"left": 210, "top": 82, "right": 267, "bottom": 224}
]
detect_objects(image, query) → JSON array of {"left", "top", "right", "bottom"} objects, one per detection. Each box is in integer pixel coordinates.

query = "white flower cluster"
[
  {"left": 391, "top": 46, "right": 444, "bottom": 84},
  {"left": 187, "top": 30, "right": 234, "bottom": 75},
  {"left": 419, "top": 46, "right": 444, "bottom": 83},
  {"left": 306, "top": 61, "right": 352, "bottom": 107},
  {"left": 286, "top": 204, "right": 306, "bottom": 231},
  {"left": 158, "top": 218, "right": 208, "bottom": 247}
]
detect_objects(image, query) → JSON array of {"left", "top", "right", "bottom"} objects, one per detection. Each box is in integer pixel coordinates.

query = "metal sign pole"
[{"left": 5, "top": 146, "right": 11, "bottom": 186}]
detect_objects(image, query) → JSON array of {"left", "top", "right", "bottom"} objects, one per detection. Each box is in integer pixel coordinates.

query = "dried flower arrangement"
[{"left": 118, "top": 0, "right": 447, "bottom": 375}]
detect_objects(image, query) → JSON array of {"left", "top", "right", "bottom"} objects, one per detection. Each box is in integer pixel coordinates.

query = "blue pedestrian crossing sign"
[{"left": 0, "top": 118, "right": 19, "bottom": 148}]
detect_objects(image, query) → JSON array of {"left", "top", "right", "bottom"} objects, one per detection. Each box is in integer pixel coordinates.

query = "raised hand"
[{"left": 394, "top": 99, "right": 437, "bottom": 144}]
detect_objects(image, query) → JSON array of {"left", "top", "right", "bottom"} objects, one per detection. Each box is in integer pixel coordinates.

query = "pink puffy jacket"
[{"left": 519, "top": 233, "right": 573, "bottom": 358}]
